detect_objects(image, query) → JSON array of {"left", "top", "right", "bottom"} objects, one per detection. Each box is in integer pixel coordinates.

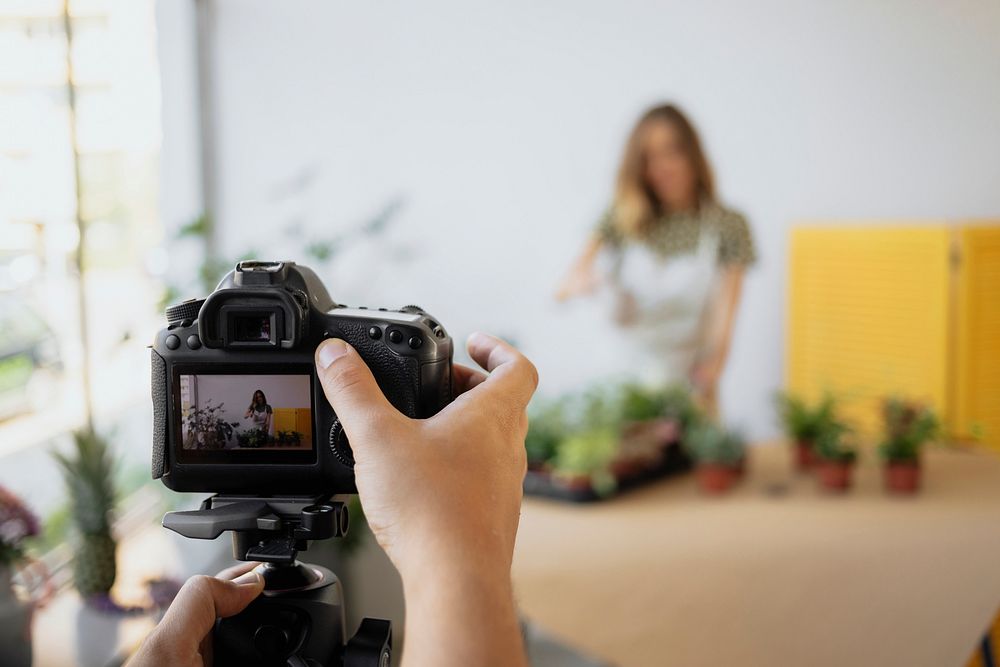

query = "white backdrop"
[{"left": 156, "top": 0, "right": 1000, "bottom": 439}]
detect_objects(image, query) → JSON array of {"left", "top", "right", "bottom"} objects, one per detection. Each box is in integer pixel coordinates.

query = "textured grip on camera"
[
  {"left": 150, "top": 349, "right": 168, "bottom": 479},
  {"left": 336, "top": 321, "right": 420, "bottom": 417}
]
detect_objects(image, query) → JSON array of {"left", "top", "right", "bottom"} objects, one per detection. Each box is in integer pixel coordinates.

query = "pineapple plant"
[{"left": 53, "top": 429, "right": 118, "bottom": 600}]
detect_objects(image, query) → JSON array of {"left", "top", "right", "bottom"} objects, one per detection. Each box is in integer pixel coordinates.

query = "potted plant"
[
  {"left": 813, "top": 424, "right": 858, "bottom": 491},
  {"left": 52, "top": 429, "right": 119, "bottom": 607},
  {"left": 0, "top": 485, "right": 40, "bottom": 667},
  {"left": 776, "top": 392, "right": 837, "bottom": 471},
  {"left": 183, "top": 401, "right": 239, "bottom": 449},
  {"left": 685, "top": 421, "right": 746, "bottom": 494},
  {"left": 879, "top": 398, "right": 938, "bottom": 494}
]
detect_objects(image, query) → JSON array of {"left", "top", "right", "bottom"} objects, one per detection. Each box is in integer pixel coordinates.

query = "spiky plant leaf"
[{"left": 53, "top": 429, "right": 119, "bottom": 597}]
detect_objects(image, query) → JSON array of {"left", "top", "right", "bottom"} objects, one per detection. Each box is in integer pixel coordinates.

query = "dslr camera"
[{"left": 150, "top": 260, "right": 454, "bottom": 495}]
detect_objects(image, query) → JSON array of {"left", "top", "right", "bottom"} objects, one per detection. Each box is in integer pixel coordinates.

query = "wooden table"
[{"left": 512, "top": 444, "right": 1000, "bottom": 667}]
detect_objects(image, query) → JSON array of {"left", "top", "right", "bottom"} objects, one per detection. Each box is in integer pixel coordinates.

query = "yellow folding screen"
[
  {"left": 787, "top": 223, "right": 1000, "bottom": 448},
  {"left": 953, "top": 226, "right": 1000, "bottom": 444}
]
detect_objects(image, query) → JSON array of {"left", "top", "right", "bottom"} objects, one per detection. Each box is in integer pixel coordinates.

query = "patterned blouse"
[{"left": 595, "top": 202, "right": 757, "bottom": 267}]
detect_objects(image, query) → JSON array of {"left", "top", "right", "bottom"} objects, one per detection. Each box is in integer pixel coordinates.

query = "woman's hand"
[
  {"left": 555, "top": 262, "right": 598, "bottom": 301},
  {"left": 555, "top": 237, "right": 602, "bottom": 301},
  {"left": 128, "top": 563, "right": 264, "bottom": 667},
  {"left": 689, "top": 355, "right": 723, "bottom": 415},
  {"left": 314, "top": 332, "right": 536, "bottom": 667}
]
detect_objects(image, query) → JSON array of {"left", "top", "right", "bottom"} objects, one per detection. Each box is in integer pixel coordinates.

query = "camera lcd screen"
[
  {"left": 232, "top": 314, "right": 273, "bottom": 343},
  {"left": 176, "top": 371, "right": 316, "bottom": 464}
]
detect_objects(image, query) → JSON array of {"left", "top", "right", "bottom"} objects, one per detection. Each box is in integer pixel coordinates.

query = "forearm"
[
  {"left": 707, "top": 268, "right": 744, "bottom": 369},
  {"left": 401, "top": 560, "right": 525, "bottom": 667}
]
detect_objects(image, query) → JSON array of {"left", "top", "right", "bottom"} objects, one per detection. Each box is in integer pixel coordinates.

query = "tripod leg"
[{"left": 344, "top": 618, "right": 392, "bottom": 667}]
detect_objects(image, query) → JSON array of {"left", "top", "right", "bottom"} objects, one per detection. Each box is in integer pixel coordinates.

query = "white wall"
[{"left": 158, "top": 0, "right": 1000, "bottom": 439}]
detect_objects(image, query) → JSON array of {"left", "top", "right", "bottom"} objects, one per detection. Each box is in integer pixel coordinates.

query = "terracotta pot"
[
  {"left": 696, "top": 463, "right": 738, "bottom": 494},
  {"left": 884, "top": 461, "right": 921, "bottom": 494},
  {"left": 734, "top": 456, "right": 748, "bottom": 478},
  {"left": 794, "top": 439, "right": 816, "bottom": 471},
  {"left": 817, "top": 460, "right": 854, "bottom": 491}
]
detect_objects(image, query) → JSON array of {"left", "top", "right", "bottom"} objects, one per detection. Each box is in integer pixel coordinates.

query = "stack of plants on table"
[{"left": 524, "top": 383, "right": 700, "bottom": 500}]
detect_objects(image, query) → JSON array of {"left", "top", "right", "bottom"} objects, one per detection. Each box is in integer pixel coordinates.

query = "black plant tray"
[{"left": 523, "top": 444, "right": 692, "bottom": 503}]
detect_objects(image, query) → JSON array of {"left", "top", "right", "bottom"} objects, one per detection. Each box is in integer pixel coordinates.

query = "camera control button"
[
  {"left": 368, "top": 326, "right": 382, "bottom": 340},
  {"left": 165, "top": 334, "right": 181, "bottom": 350},
  {"left": 186, "top": 334, "right": 202, "bottom": 350},
  {"left": 388, "top": 329, "right": 403, "bottom": 344},
  {"left": 408, "top": 336, "right": 423, "bottom": 349}
]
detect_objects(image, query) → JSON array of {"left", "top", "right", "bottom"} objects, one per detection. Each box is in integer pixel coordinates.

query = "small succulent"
[{"left": 684, "top": 421, "right": 745, "bottom": 467}]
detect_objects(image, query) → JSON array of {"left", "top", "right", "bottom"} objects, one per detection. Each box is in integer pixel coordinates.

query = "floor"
[{"left": 511, "top": 444, "right": 1000, "bottom": 667}]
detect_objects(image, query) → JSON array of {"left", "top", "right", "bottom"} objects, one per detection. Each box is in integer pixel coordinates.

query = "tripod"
[{"left": 163, "top": 495, "right": 392, "bottom": 667}]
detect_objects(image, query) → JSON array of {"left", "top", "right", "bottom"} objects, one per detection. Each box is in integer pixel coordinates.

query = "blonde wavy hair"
[{"left": 612, "top": 104, "right": 716, "bottom": 237}]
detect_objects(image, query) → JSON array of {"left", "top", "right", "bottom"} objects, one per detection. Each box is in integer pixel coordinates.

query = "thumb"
[
  {"left": 315, "top": 338, "right": 400, "bottom": 442},
  {"left": 160, "top": 571, "right": 264, "bottom": 637}
]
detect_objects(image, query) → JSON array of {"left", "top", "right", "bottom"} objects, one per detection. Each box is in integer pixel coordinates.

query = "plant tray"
[{"left": 523, "top": 444, "right": 692, "bottom": 503}]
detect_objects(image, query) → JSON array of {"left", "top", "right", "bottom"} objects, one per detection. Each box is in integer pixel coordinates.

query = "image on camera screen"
[{"left": 179, "top": 373, "right": 313, "bottom": 452}]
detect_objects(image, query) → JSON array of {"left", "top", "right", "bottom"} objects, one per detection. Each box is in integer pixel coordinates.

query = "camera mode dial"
[
  {"left": 165, "top": 298, "right": 206, "bottom": 326},
  {"left": 328, "top": 421, "right": 354, "bottom": 468},
  {"left": 399, "top": 305, "right": 424, "bottom": 314}
]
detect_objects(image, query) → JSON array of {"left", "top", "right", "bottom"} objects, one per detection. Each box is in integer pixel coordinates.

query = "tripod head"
[
  {"left": 163, "top": 494, "right": 349, "bottom": 564},
  {"left": 163, "top": 495, "right": 391, "bottom": 667}
]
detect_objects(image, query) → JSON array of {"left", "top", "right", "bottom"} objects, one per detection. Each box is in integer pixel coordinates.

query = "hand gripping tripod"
[{"left": 163, "top": 495, "right": 392, "bottom": 667}]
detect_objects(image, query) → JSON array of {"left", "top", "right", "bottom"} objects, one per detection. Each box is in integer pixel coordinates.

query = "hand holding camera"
[{"left": 140, "top": 261, "right": 535, "bottom": 666}]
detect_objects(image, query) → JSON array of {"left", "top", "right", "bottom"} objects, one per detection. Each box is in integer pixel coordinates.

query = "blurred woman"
[
  {"left": 556, "top": 103, "right": 755, "bottom": 412},
  {"left": 244, "top": 389, "right": 272, "bottom": 435}
]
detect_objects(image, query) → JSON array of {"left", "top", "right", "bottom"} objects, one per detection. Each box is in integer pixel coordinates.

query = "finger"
[
  {"left": 159, "top": 571, "right": 264, "bottom": 639},
  {"left": 215, "top": 561, "right": 261, "bottom": 581},
  {"left": 315, "top": 339, "right": 403, "bottom": 442},
  {"left": 464, "top": 332, "right": 538, "bottom": 410},
  {"left": 453, "top": 363, "right": 488, "bottom": 395}
]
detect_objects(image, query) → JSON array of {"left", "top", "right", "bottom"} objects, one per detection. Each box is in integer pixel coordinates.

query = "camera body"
[{"left": 151, "top": 260, "right": 453, "bottom": 495}]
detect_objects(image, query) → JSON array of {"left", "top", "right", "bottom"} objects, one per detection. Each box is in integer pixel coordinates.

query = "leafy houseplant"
[
  {"left": 684, "top": 421, "right": 746, "bottom": 494},
  {"left": 53, "top": 430, "right": 118, "bottom": 603},
  {"left": 183, "top": 401, "right": 239, "bottom": 450},
  {"left": 813, "top": 424, "right": 858, "bottom": 492},
  {"left": 879, "top": 398, "right": 939, "bottom": 494},
  {"left": 776, "top": 392, "right": 837, "bottom": 471}
]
